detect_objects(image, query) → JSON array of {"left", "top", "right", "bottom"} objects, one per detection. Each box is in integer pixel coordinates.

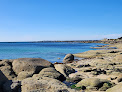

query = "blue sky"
[{"left": 0, "top": 0, "right": 122, "bottom": 41}]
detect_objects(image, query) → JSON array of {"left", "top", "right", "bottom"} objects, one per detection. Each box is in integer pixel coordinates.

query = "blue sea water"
[{"left": 0, "top": 42, "right": 105, "bottom": 63}]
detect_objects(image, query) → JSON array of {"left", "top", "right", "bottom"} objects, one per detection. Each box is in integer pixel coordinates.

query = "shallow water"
[{"left": 0, "top": 42, "right": 105, "bottom": 63}]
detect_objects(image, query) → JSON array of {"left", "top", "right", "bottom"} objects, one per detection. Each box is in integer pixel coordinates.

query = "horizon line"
[{"left": 0, "top": 39, "right": 101, "bottom": 42}]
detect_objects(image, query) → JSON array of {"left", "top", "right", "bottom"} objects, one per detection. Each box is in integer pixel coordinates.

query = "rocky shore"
[
  {"left": 0, "top": 39, "right": 122, "bottom": 92},
  {"left": 72, "top": 43, "right": 122, "bottom": 92}
]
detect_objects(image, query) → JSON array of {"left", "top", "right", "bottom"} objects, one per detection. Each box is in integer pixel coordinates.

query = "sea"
[{"left": 0, "top": 42, "right": 105, "bottom": 63}]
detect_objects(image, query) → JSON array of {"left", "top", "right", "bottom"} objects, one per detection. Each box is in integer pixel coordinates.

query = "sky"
[{"left": 0, "top": 0, "right": 122, "bottom": 42}]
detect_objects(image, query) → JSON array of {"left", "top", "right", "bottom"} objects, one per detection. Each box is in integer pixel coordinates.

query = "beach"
[{"left": 0, "top": 38, "right": 122, "bottom": 92}]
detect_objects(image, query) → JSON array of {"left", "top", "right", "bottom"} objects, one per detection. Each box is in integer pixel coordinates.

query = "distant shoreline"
[
  {"left": 0, "top": 37, "right": 122, "bottom": 44},
  {"left": 0, "top": 40, "right": 99, "bottom": 43},
  {"left": 0, "top": 39, "right": 121, "bottom": 44}
]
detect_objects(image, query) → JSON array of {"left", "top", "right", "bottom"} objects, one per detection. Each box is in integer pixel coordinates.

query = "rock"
[
  {"left": 69, "top": 73, "right": 89, "bottom": 79},
  {"left": 0, "top": 66, "right": 16, "bottom": 80},
  {"left": 0, "top": 59, "right": 16, "bottom": 80},
  {"left": 74, "top": 50, "right": 106, "bottom": 58},
  {"left": 12, "top": 58, "right": 54, "bottom": 75},
  {"left": 76, "top": 78, "right": 110, "bottom": 88},
  {"left": 63, "top": 54, "right": 74, "bottom": 63},
  {"left": 3, "top": 80, "right": 21, "bottom": 92},
  {"left": 106, "top": 83, "right": 122, "bottom": 92},
  {"left": 38, "top": 67, "right": 66, "bottom": 81},
  {"left": 21, "top": 77, "right": 77, "bottom": 92},
  {"left": 57, "top": 58, "right": 61, "bottom": 59},
  {"left": 54, "top": 64, "right": 75, "bottom": 77},
  {"left": 17, "top": 71, "right": 33, "bottom": 81},
  {"left": 76, "top": 78, "right": 101, "bottom": 87}
]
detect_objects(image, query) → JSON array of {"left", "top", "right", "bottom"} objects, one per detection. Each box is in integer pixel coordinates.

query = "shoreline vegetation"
[{"left": 0, "top": 37, "right": 122, "bottom": 92}]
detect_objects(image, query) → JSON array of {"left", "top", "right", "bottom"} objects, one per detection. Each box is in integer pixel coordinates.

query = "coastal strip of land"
[{"left": 34, "top": 37, "right": 122, "bottom": 44}]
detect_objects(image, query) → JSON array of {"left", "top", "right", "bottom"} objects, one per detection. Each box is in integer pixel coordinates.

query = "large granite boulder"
[
  {"left": 76, "top": 78, "right": 101, "bottom": 87},
  {"left": 21, "top": 77, "right": 77, "bottom": 92},
  {"left": 76, "top": 78, "right": 110, "bottom": 88},
  {"left": 12, "top": 58, "right": 54, "bottom": 75},
  {"left": 106, "top": 83, "right": 122, "bottom": 92},
  {"left": 54, "top": 64, "right": 75, "bottom": 77},
  {"left": 63, "top": 54, "right": 74, "bottom": 63},
  {"left": 37, "top": 67, "right": 66, "bottom": 81}
]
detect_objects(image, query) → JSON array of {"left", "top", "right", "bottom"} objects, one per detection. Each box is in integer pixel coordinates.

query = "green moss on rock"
[{"left": 71, "top": 84, "right": 85, "bottom": 90}]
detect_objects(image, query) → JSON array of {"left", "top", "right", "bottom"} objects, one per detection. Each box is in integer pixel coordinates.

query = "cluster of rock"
[
  {"left": 71, "top": 43, "right": 122, "bottom": 92},
  {"left": 0, "top": 57, "right": 77, "bottom": 92},
  {"left": 0, "top": 43, "right": 122, "bottom": 92}
]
